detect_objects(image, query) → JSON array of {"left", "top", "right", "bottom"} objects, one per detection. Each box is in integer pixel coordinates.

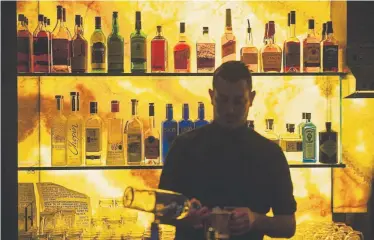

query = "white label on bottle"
[
  {"left": 86, "top": 128, "right": 101, "bottom": 152},
  {"left": 303, "top": 128, "right": 316, "bottom": 159},
  {"left": 262, "top": 52, "right": 282, "bottom": 70}
]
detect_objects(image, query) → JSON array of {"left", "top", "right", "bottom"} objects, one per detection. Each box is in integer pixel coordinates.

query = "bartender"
[{"left": 159, "top": 61, "right": 297, "bottom": 240}]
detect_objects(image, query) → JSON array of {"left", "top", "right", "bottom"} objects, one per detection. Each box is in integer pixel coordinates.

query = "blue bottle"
[
  {"left": 302, "top": 113, "right": 317, "bottom": 163},
  {"left": 194, "top": 102, "right": 209, "bottom": 128},
  {"left": 178, "top": 103, "right": 194, "bottom": 135},
  {"left": 161, "top": 104, "right": 178, "bottom": 163}
]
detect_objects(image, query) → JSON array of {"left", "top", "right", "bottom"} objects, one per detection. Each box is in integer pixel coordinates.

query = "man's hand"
[
  {"left": 182, "top": 198, "right": 211, "bottom": 229},
  {"left": 229, "top": 208, "right": 259, "bottom": 236}
]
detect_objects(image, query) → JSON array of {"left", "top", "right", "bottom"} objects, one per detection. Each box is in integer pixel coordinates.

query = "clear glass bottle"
[
  {"left": 196, "top": 27, "right": 215, "bottom": 73},
  {"left": 261, "top": 21, "right": 282, "bottom": 72},
  {"left": 52, "top": 5, "right": 71, "bottom": 73},
  {"left": 194, "top": 102, "right": 209, "bottom": 128},
  {"left": 284, "top": 11, "right": 300, "bottom": 72},
  {"left": 71, "top": 15, "right": 88, "bottom": 73},
  {"left": 107, "top": 100, "right": 125, "bottom": 166},
  {"left": 85, "top": 102, "right": 102, "bottom": 165},
  {"left": 33, "top": 14, "right": 50, "bottom": 73},
  {"left": 91, "top": 16, "right": 106, "bottom": 72},
  {"left": 126, "top": 99, "right": 144, "bottom": 165},
  {"left": 240, "top": 19, "right": 258, "bottom": 73},
  {"left": 161, "top": 104, "right": 178, "bottom": 163},
  {"left": 302, "top": 113, "right": 317, "bottom": 163},
  {"left": 130, "top": 11, "right": 147, "bottom": 73},
  {"left": 108, "top": 12, "right": 124, "bottom": 73},
  {"left": 321, "top": 21, "right": 339, "bottom": 72},
  {"left": 145, "top": 103, "right": 160, "bottom": 165},
  {"left": 66, "top": 92, "right": 83, "bottom": 166},
  {"left": 174, "top": 22, "right": 191, "bottom": 73},
  {"left": 178, "top": 104, "right": 194, "bottom": 135},
  {"left": 303, "top": 19, "right": 321, "bottom": 72},
  {"left": 319, "top": 122, "right": 338, "bottom": 164},
  {"left": 280, "top": 124, "right": 303, "bottom": 162},
  {"left": 221, "top": 9, "right": 236, "bottom": 63},
  {"left": 151, "top": 26, "right": 168, "bottom": 72},
  {"left": 17, "top": 14, "right": 32, "bottom": 73},
  {"left": 263, "top": 119, "right": 279, "bottom": 145},
  {"left": 51, "top": 95, "right": 67, "bottom": 166}
]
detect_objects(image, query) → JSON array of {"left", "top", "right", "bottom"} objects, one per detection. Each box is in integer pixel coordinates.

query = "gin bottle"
[{"left": 302, "top": 113, "right": 317, "bottom": 163}]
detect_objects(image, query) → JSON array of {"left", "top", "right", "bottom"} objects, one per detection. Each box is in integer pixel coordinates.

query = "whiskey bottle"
[
  {"left": 51, "top": 5, "right": 71, "bottom": 73},
  {"left": 303, "top": 19, "right": 321, "bottom": 72},
  {"left": 196, "top": 27, "right": 215, "bottom": 73},
  {"left": 261, "top": 21, "right": 282, "bottom": 72},
  {"left": 130, "top": 11, "right": 147, "bottom": 73},
  {"left": 319, "top": 122, "right": 337, "bottom": 164},
  {"left": 263, "top": 119, "right": 279, "bottom": 145},
  {"left": 174, "top": 22, "right": 191, "bottom": 73},
  {"left": 107, "top": 100, "right": 125, "bottom": 166},
  {"left": 240, "top": 20, "right": 258, "bottom": 73},
  {"left": 284, "top": 11, "right": 300, "bottom": 72},
  {"left": 322, "top": 21, "right": 339, "bottom": 72},
  {"left": 302, "top": 113, "right": 317, "bottom": 163},
  {"left": 178, "top": 104, "right": 194, "bottom": 135},
  {"left": 108, "top": 12, "right": 124, "bottom": 73},
  {"left": 161, "top": 104, "right": 178, "bottom": 163},
  {"left": 51, "top": 95, "right": 67, "bottom": 166},
  {"left": 71, "top": 15, "right": 88, "bottom": 73},
  {"left": 33, "top": 14, "right": 50, "bottom": 73},
  {"left": 66, "top": 92, "right": 83, "bottom": 166},
  {"left": 17, "top": 14, "right": 32, "bottom": 73},
  {"left": 151, "top": 26, "right": 168, "bottom": 72},
  {"left": 85, "top": 102, "right": 102, "bottom": 165},
  {"left": 145, "top": 103, "right": 160, "bottom": 165},
  {"left": 91, "top": 16, "right": 106, "bottom": 72},
  {"left": 280, "top": 124, "right": 303, "bottom": 162},
  {"left": 194, "top": 102, "right": 209, "bottom": 128},
  {"left": 126, "top": 99, "right": 144, "bottom": 165},
  {"left": 221, "top": 9, "right": 236, "bottom": 63}
]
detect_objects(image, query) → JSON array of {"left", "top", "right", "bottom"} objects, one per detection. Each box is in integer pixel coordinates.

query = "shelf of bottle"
[
  {"left": 17, "top": 162, "right": 346, "bottom": 171},
  {"left": 17, "top": 72, "right": 348, "bottom": 77}
]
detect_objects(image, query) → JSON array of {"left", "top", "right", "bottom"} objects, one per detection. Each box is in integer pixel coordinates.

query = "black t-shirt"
[{"left": 159, "top": 122, "right": 297, "bottom": 240}]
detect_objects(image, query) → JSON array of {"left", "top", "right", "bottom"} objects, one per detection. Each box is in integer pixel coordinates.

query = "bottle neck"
[
  {"left": 166, "top": 108, "right": 173, "bottom": 120},
  {"left": 112, "top": 17, "right": 119, "bottom": 34},
  {"left": 179, "top": 32, "right": 186, "bottom": 42},
  {"left": 307, "top": 28, "right": 315, "bottom": 37},
  {"left": 198, "top": 107, "right": 205, "bottom": 120},
  {"left": 71, "top": 97, "right": 79, "bottom": 112},
  {"left": 182, "top": 107, "right": 189, "bottom": 120},
  {"left": 290, "top": 23, "right": 296, "bottom": 38},
  {"left": 132, "top": 103, "right": 138, "bottom": 117},
  {"left": 135, "top": 21, "right": 141, "bottom": 32},
  {"left": 157, "top": 30, "right": 163, "bottom": 37},
  {"left": 149, "top": 116, "right": 155, "bottom": 129},
  {"left": 246, "top": 31, "right": 253, "bottom": 46}
]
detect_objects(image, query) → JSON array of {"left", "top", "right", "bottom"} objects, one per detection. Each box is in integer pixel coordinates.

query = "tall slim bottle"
[
  {"left": 17, "top": 14, "right": 32, "bottom": 73},
  {"left": 302, "top": 113, "right": 317, "bottom": 163},
  {"left": 145, "top": 103, "right": 160, "bottom": 165},
  {"left": 51, "top": 95, "right": 67, "bottom": 166},
  {"left": 91, "top": 16, "right": 106, "bottom": 72},
  {"left": 161, "top": 104, "right": 178, "bottom": 163},
  {"left": 130, "top": 11, "right": 147, "bottom": 73},
  {"left": 33, "top": 14, "right": 50, "bottom": 72},
  {"left": 194, "top": 102, "right": 209, "bottom": 128},
  {"left": 107, "top": 101, "right": 125, "bottom": 165},
  {"left": 85, "top": 102, "right": 102, "bottom": 165},
  {"left": 196, "top": 27, "right": 215, "bottom": 73},
  {"left": 108, "top": 12, "right": 124, "bottom": 73},
  {"left": 240, "top": 20, "right": 258, "bottom": 72},
  {"left": 71, "top": 15, "right": 88, "bottom": 73},
  {"left": 126, "top": 99, "right": 144, "bottom": 165},
  {"left": 322, "top": 21, "right": 339, "bottom": 72},
  {"left": 303, "top": 19, "right": 321, "bottom": 72},
  {"left": 284, "top": 11, "right": 300, "bottom": 72},
  {"left": 174, "top": 22, "right": 191, "bottom": 73},
  {"left": 179, "top": 104, "right": 194, "bottom": 135},
  {"left": 221, "top": 9, "right": 236, "bottom": 63},
  {"left": 151, "top": 26, "right": 168, "bottom": 72},
  {"left": 66, "top": 92, "right": 83, "bottom": 166}
]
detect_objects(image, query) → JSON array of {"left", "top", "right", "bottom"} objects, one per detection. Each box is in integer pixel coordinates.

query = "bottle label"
[
  {"left": 163, "top": 127, "right": 177, "bottom": 144},
  {"left": 240, "top": 52, "right": 258, "bottom": 70},
  {"left": 174, "top": 47, "right": 190, "bottom": 70},
  {"left": 285, "top": 42, "right": 300, "bottom": 67},
  {"left": 131, "top": 37, "right": 146, "bottom": 61},
  {"left": 151, "top": 40, "right": 166, "bottom": 70},
  {"left": 262, "top": 52, "right": 282, "bottom": 70},
  {"left": 197, "top": 43, "right": 215, "bottom": 69},
  {"left": 52, "top": 124, "right": 66, "bottom": 146},
  {"left": 108, "top": 40, "right": 124, "bottom": 68},
  {"left": 33, "top": 36, "right": 49, "bottom": 66},
  {"left": 145, "top": 136, "right": 160, "bottom": 159},
  {"left": 179, "top": 126, "right": 194, "bottom": 135},
  {"left": 281, "top": 140, "right": 303, "bottom": 152},
  {"left": 52, "top": 39, "right": 69, "bottom": 65},
  {"left": 303, "top": 128, "right": 316, "bottom": 159},
  {"left": 71, "top": 39, "right": 87, "bottom": 72},
  {"left": 86, "top": 128, "right": 101, "bottom": 152},
  {"left": 222, "top": 40, "right": 236, "bottom": 58},
  {"left": 320, "top": 139, "right": 337, "bottom": 158},
  {"left": 67, "top": 123, "right": 82, "bottom": 165},
  {"left": 92, "top": 42, "right": 106, "bottom": 64},
  {"left": 323, "top": 45, "right": 338, "bottom": 69},
  {"left": 107, "top": 119, "right": 124, "bottom": 164},
  {"left": 127, "top": 134, "right": 142, "bottom": 163},
  {"left": 304, "top": 43, "right": 320, "bottom": 67},
  {"left": 17, "top": 37, "right": 31, "bottom": 71}
]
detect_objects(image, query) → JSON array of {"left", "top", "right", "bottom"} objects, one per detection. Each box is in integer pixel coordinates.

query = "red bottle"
[
  {"left": 17, "top": 14, "right": 32, "bottom": 73},
  {"left": 33, "top": 14, "right": 50, "bottom": 73},
  {"left": 151, "top": 26, "right": 168, "bottom": 72},
  {"left": 173, "top": 22, "right": 190, "bottom": 73}
]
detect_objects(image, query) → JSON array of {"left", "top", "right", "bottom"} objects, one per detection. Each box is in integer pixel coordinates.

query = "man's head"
[{"left": 209, "top": 61, "right": 256, "bottom": 129}]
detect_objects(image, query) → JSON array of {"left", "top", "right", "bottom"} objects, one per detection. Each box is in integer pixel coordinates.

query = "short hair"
[{"left": 212, "top": 61, "right": 252, "bottom": 90}]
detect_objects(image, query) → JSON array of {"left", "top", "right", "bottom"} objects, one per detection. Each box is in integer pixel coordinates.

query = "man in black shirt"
[{"left": 159, "top": 61, "right": 297, "bottom": 240}]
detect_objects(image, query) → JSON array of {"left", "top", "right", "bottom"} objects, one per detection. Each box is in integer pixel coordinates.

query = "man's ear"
[{"left": 249, "top": 90, "right": 256, "bottom": 107}]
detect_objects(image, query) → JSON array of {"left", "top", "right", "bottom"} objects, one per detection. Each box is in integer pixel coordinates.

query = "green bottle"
[
  {"left": 108, "top": 11, "right": 124, "bottom": 73},
  {"left": 90, "top": 16, "right": 106, "bottom": 72},
  {"left": 130, "top": 11, "right": 147, "bottom": 73}
]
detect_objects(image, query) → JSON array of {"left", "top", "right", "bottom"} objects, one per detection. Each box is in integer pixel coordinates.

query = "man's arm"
[{"left": 250, "top": 212, "right": 296, "bottom": 238}]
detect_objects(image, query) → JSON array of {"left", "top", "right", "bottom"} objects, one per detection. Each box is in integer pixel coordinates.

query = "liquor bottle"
[
  {"left": 51, "top": 95, "right": 67, "bottom": 166},
  {"left": 62, "top": 7, "right": 72, "bottom": 69},
  {"left": 108, "top": 12, "right": 124, "bottom": 73},
  {"left": 107, "top": 100, "right": 125, "bottom": 165},
  {"left": 247, "top": 120, "right": 255, "bottom": 130},
  {"left": 71, "top": 15, "right": 88, "bottom": 73},
  {"left": 17, "top": 14, "right": 32, "bottom": 73},
  {"left": 161, "top": 104, "right": 178, "bottom": 163},
  {"left": 66, "top": 92, "right": 83, "bottom": 166},
  {"left": 179, "top": 104, "right": 194, "bottom": 135},
  {"left": 302, "top": 113, "right": 317, "bottom": 163},
  {"left": 240, "top": 20, "right": 258, "bottom": 72},
  {"left": 145, "top": 103, "right": 160, "bottom": 165},
  {"left": 261, "top": 21, "right": 282, "bottom": 72},
  {"left": 91, "top": 16, "right": 106, "bottom": 72},
  {"left": 151, "top": 26, "right": 168, "bottom": 72},
  {"left": 33, "top": 14, "right": 50, "bottom": 73},
  {"left": 194, "top": 102, "right": 209, "bottom": 128},
  {"left": 297, "top": 112, "right": 307, "bottom": 137},
  {"left": 51, "top": 6, "right": 70, "bottom": 73},
  {"left": 319, "top": 122, "right": 337, "bottom": 164},
  {"left": 322, "top": 21, "right": 339, "bottom": 72},
  {"left": 259, "top": 23, "right": 269, "bottom": 72},
  {"left": 263, "top": 119, "right": 279, "bottom": 145},
  {"left": 282, "top": 13, "right": 290, "bottom": 70},
  {"left": 303, "top": 19, "right": 321, "bottom": 72},
  {"left": 280, "top": 124, "right": 303, "bottom": 162},
  {"left": 221, "top": 9, "right": 236, "bottom": 63},
  {"left": 322, "top": 23, "right": 327, "bottom": 41},
  {"left": 46, "top": 18, "right": 53, "bottom": 71},
  {"left": 85, "top": 102, "right": 102, "bottom": 165},
  {"left": 284, "top": 11, "right": 300, "bottom": 72},
  {"left": 174, "top": 22, "right": 191, "bottom": 73},
  {"left": 130, "top": 11, "right": 147, "bottom": 73},
  {"left": 126, "top": 99, "right": 144, "bottom": 165},
  {"left": 196, "top": 27, "right": 215, "bottom": 73}
]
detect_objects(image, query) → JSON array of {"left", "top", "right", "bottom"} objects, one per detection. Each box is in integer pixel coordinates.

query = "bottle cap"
[
  {"left": 302, "top": 112, "right": 306, "bottom": 119},
  {"left": 327, "top": 21, "right": 333, "bottom": 34},
  {"left": 43, "top": 16, "right": 47, "bottom": 24},
  {"left": 18, "top": 14, "right": 24, "bottom": 21},
  {"left": 287, "top": 13, "right": 290, "bottom": 27},
  {"left": 38, "top": 14, "right": 44, "bottom": 21},
  {"left": 157, "top": 25, "right": 162, "bottom": 32},
  {"left": 90, "top": 102, "right": 98, "bottom": 113},
  {"left": 266, "top": 119, "right": 274, "bottom": 129},
  {"left": 180, "top": 22, "right": 185, "bottom": 33},
  {"left": 306, "top": 112, "right": 311, "bottom": 119},
  {"left": 136, "top": 11, "right": 141, "bottom": 21},
  {"left": 226, "top": 9, "right": 232, "bottom": 26},
  {"left": 57, "top": 5, "right": 62, "bottom": 19},
  {"left": 55, "top": 95, "right": 63, "bottom": 99},
  {"left": 111, "top": 100, "right": 119, "bottom": 113},
  {"left": 95, "top": 16, "right": 101, "bottom": 27},
  {"left": 62, "top": 8, "right": 66, "bottom": 22},
  {"left": 247, "top": 19, "right": 251, "bottom": 33},
  {"left": 149, "top": 103, "right": 155, "bottom": 116},
  {"left": 183, "top": 103, "right": 189, "bottom": 108},
  {"left": 113, "top": 11, "right": 118, "bottom": 17},
  {"left": 322, "top": 22, "right": 327, "bottom": 35},
  {"left": 70, "top": 92, "right": 79, "bottom": 96},
  {"left": 203, "top": 26, "right": 209, "bottom": 33},
  {"left": 308, "top": 19, "right": 315, "bottom": 29},
  {"left": 166, "top": 103, "right": 173, "bottom": 108},
  {"left": 288, "top": 123, "right": 295, "bottom": 132},
  {"left": 268, "top": 21, "right": 275, "bottom": 37},
  {"left": 326, "top": 122, "right": 332, "bottom": 131},
  {"left": 75, "top": 15, "right": 81, "bottom": 25},
  {"left": 290, "top": 11, "right": 296, "bottom": 24},
  {"left": 198, "top": 102, "right": 204, "bottom": 108},
  {"left": 47, "top": 18, "right": 50, "bottom": 26}
]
